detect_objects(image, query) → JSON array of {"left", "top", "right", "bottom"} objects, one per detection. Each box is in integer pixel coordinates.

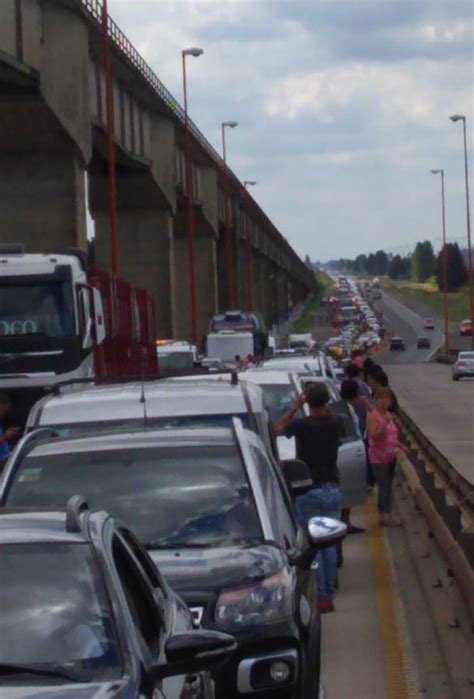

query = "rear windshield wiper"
[
  {"left": 0, "top": 663, "right": 83, "bottom": 682},
  {"left": 145, "top": 541, "right": 213, "bottom": 550}
]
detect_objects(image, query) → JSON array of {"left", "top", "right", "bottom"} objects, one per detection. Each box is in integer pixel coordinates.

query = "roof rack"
[
  {"left": 65, "top": 495, "right": 89, "bottom": 534},
  {"left": 49, "top": 374, "right": 160, "bottom": 395}
]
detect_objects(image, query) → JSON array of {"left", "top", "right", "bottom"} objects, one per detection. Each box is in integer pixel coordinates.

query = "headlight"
[{"left": 215, "top": 568, "right": 293, "bottom": 632}]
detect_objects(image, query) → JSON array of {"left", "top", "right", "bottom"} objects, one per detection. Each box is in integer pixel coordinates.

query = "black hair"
[
  {"left": 345, "top": 363, "right": 360, "bottom": 379},
  {"left": 341, "top": 379, "right": 359, "bottom": 402},
  {"left": 368, "top": 369, "right": 389, "bottom": 387},
  {"left": 0, "top": 392, "right": 11, "bottom": 407},
  {"left": 362, "top": 357, "right": 375, "bottom": 370},
  {"left": 305, "top": 383, "right": 330, "bottom": 407}
]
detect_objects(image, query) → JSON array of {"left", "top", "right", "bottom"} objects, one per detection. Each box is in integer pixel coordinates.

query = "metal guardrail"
[{"left": 79, "top": 0, "right": 314, "bottom": 285}]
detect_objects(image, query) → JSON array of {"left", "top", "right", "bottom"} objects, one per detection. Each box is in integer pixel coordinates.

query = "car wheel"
[{"left": 453, "top": 376, "right": 459, "bottom": 381}]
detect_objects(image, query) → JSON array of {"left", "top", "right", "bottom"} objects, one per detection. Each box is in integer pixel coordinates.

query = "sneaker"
[
  {"left": 347, "top": 525, "right": 366, "bottom": 534},
  {"left": 320, "top": 599, "right": 335, "bottom": 614}
]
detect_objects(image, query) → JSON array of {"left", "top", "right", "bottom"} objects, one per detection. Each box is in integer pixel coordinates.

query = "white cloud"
[{"left": 106, "top": 0, "right": 473, "bottom": 260}]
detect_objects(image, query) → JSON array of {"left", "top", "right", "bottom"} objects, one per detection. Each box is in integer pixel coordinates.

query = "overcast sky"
[{"left": 107, "top": 0, "right": 473, "bottom": 262}]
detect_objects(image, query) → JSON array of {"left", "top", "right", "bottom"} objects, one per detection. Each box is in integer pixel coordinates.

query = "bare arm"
[{"left": 273, "top": 395, "right": 306, "bottom": 436}]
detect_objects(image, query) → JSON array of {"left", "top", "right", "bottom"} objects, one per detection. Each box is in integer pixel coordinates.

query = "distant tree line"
[{"left": 324, "top": 240, "right": 468, "bottom": 291}]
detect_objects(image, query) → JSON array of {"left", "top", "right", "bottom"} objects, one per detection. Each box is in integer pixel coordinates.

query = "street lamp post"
[
  {"left": 101, "top": 0, "right": 119, "bottom": 277},
  {"left": 221, "top": 121, "right": 238, "bottom": 309},
  {"left": 182, "top": 47, "right": 203, "bottom": 346},
  {"left": 431, "top": 169, "right": 449, "bottom": 354},
  {"left": 244, "top": 180, "right": 257, "bottom": 310},
  {"left": 450, "top": 114, "right": 473, "bottom": 349}
]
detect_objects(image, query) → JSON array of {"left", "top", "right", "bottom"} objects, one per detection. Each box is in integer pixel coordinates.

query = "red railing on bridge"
[
  {"left": 82, "top": 0, "right": 223, "bottom": 165},
  {"left": 80, "top": 0, "right": 313, "bottom": 284}
]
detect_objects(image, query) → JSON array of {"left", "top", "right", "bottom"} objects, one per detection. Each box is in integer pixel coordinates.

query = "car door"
[
  {"left": 110, "top": 533, "right": 189, "bottom": 699},
  {"left": 329, "top": 401, "right": 366, "bottom": 508},
  {"left": 247, "top": 436, "right": 321, "bottom": 696}
]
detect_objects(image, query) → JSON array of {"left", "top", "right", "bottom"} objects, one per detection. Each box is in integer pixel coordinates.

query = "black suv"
[
  {"left": 1, "top": 423, "right": 346, "bottom": 698},
  {"left": 389, "top": 336, "right": 405, "bottom": 351},
  {"left": 0, "top": 495, "right": 235, "bottom": 698}
]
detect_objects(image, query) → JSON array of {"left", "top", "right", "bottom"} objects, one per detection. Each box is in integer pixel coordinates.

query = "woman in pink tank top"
[{"left": 367, "top": 387, "right": 403, "bottom": 526}]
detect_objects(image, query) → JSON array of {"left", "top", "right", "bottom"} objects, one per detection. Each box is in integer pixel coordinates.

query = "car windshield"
[
  {"left": 40, "top": 413, "right": 250, "bottom": 438},
  {"left": 6, "top": 446, "right": 262, "bottom": 548},
  {"left": 158, "top": 351, "right": 195, "bottom": 374},
  {"left": 0, "top": 543, "right": 121, "bottom": 683},
  {"left": 459, "top": 352, "right": 474, "bottom": 359},
  {"left": 0, "top": 281, "right": 75, "bottom": 337},
  {"left": 258, "top": 384, "right": 303, "bottom": 421}
]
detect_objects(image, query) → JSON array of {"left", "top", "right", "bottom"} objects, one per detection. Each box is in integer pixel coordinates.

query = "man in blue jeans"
[{"left": 274, "top": 383, "right": 344, "bottom": 613}]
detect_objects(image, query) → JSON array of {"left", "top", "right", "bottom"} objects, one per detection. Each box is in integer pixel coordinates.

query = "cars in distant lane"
[
  {"left": 389, "top": 336, "right": 405, "bottom": 351},
  {"left": 452, "top": 351, "right": 474, "bottom": 380},
  {"left": 460, "top": 319, "right": 473, "bottom": 336},
  {"left": 423, "top": 318, "right": 435, "bottom": 330},
  {"left": 416, "top": 336, "right": 431, "bottom": 349}
]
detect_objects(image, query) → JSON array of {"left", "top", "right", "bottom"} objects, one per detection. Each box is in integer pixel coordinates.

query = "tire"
[{"left": 453, "top": 375, "right": 459, "bottom": 381}]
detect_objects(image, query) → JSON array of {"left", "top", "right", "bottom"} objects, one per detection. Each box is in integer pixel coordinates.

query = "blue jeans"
[{"left": 296, "top": 485, "right": 341, "bottom": 601}]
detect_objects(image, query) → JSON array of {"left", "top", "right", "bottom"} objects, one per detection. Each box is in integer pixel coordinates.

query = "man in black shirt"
[{"left": 274, "top": 383, "right": 344, "bottom": 613}]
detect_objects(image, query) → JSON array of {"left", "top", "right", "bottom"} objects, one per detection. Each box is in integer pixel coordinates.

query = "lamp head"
[
  {"left": 245, "top": 180, "right": 257, "bottom": 187},
  {"left": 183, "top": 47, "right": 204, "bottom": 58},
  {"left": 223, "top": 121, "right": 239, "bottom": 128},
  {"left": 449, "top": 114, "right": 464, "bottom": 123},
  {"left": 431, "top": 169, "right": 442, "bottom": 175}
]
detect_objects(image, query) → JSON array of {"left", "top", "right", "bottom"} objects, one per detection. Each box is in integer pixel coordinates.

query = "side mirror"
[
  {"left": 308, "top": 516, "right": 347, "bottom": 550},
  {"left": 91, "top": 287, "right": 106, "bottom": 345},
  {"left": 281, "top": 459, "right": 313, "bottom": 496},
  {"left": 154, "top": 630, "right": 236, "bottom": 679}
]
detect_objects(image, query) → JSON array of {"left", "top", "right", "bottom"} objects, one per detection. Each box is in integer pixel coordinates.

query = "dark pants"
[{"left": 372, "top": 462, "right": 395, "bottom": 513}]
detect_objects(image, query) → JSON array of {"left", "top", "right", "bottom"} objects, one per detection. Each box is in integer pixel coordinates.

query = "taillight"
[{"left": 458, "top": 361, "right": 466, "bottom": 366}]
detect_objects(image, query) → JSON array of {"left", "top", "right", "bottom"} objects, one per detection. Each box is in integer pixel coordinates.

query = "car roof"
[
  {"left": 262, "top": 356, "right": 323, "bottom": 369},
  {"left": 32, "top": 379, "right": 264, "bottom": 425},
  {"left": 23, "top": 426, "right": 237, "bottom": 458},
  {"left": 0, "top": 511, "right": 87, "bottom": 544},
  {"left": 240, "top": 370, "right": 295, "bottom": 385}
]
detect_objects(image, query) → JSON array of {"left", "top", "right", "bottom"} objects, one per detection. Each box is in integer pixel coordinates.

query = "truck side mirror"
[{"left": 91, "top": 287, "right": 106, "bottom": 346}]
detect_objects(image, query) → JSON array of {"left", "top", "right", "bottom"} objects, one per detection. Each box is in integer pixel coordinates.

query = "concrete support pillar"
[
  {"left": 0, "top": 152, "right": 87, "bottom": 252},
  {"left": 252, "top": 250, "right": 265, "bottom": 319},
  {"left": 93, "top": 206, "right": 173, "bottom": 338},
  {"left": 171, "top": 221, "right": 218, "bottom": 347}
]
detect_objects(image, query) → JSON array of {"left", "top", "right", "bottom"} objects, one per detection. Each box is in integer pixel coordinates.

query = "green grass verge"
[
  {"left": 292, "top": 271, "right": 332, "bottom": 332},
  {"left": 384, "top": 277, "right": 470, "bottom": 323}
]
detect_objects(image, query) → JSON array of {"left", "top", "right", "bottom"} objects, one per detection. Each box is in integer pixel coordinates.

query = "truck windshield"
[{"left": 0, "top": 281, "right": 75, "bottom": 337}]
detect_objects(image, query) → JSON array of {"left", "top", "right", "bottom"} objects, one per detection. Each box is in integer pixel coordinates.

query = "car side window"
[
  {"left": 118, "top": 528, "right": 162, "bottom": 592},
  {"left": 112, "top": 535, "right": 161, "bottom": 657},
  {"left": 251, "top": 444, "right": 297, "bottom": 548}
]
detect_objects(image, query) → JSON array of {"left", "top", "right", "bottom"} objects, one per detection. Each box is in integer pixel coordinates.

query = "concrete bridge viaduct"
[{"left": 0, "top": 0, "right": 315, "bottom": 342}]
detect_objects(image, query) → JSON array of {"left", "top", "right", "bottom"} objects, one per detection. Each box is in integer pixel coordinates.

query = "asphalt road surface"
[
  {"left": 374, "top": 290, "right": 443, "bottom": 364},
  {"left": 387, "top": 363, "right": 473, "bottom": 484}
]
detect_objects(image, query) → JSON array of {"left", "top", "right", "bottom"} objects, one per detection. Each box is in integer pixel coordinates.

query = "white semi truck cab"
[{"left": 0, "top": 245, "right": 106, "bottom": 424}]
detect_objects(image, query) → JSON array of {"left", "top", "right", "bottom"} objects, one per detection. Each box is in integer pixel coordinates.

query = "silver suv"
[{"left": 26, "top": 378, "right": 278, "bottom": 459}]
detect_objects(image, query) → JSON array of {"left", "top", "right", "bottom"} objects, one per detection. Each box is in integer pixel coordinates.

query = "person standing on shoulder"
[
  {"left": 0, "top": 393, "right": 20, "bottom": 470},
  {"left": 339, "top": 380, "right": 366, "bottom": 535},
  {"left": 274, "top": 383, "right": 344, "bottom": 614},
  {"left": 367, "top": 387, "right": 405, "bottom": 527}
]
